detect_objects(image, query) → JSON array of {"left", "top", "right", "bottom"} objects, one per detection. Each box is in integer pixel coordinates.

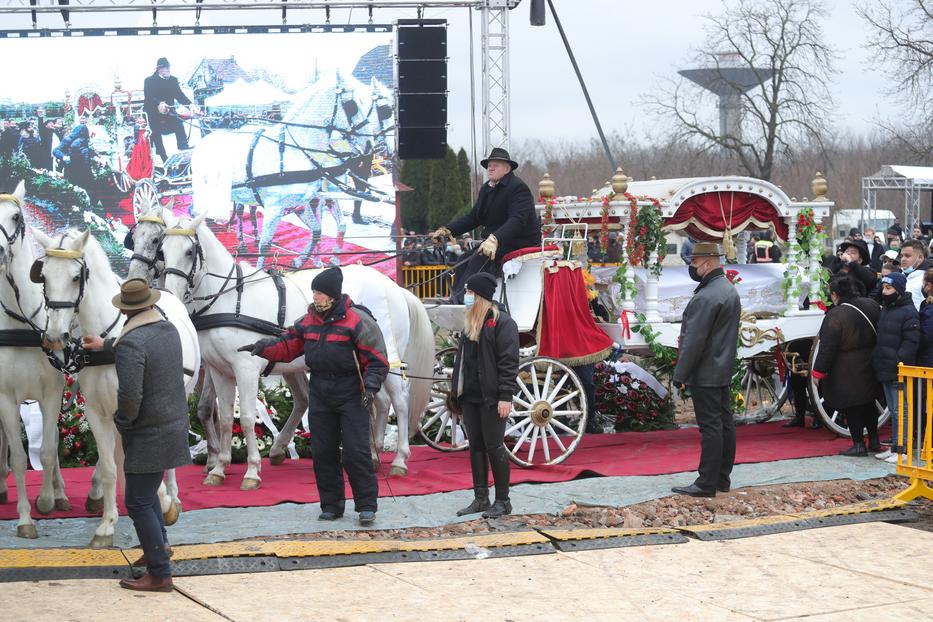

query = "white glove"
[
  {"left": 62, "top": 156, "right": 71, "bottom": 165},
  {"left": 479, "top": 234, "right": 498, "bottom": 259}
]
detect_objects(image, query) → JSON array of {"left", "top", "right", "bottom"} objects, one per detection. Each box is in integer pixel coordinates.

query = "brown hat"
[
  {"left": 112, "top": 278, "right": 161, "bottom": 311},
  {"left": 691, "top": 242, "right": 724, "bottom": 258}
]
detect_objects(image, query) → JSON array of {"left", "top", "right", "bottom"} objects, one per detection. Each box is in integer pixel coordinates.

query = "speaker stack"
[{"left": 397, "top": 19, "right": 448, "bottom": 159}]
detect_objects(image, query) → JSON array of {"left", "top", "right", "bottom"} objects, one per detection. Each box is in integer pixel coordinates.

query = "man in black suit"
[
  {"left": 430, "top": 148, "right": 541, "bottom": 302},
  {"left": 143, "top": 57, "right": 195, "bottom": 162},
  {"left": 864, "top": 227, "right": 885, "bottom": 273}
]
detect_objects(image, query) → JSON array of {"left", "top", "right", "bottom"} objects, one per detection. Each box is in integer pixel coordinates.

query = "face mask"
[
  {"left": 904, "top": 266, "right": 915, "bottom": 275},
  {"left": 463, "top": 293, "right": 475, "bottom": 308},
  {"left": 446, "top": 244, "right": 453, "bottom": 252},
  {"left": 883, "top": 293, "right": 899, "bottom": 306},
  {"left": 688, "top": 265, "right": 702, "bottom": 282}
]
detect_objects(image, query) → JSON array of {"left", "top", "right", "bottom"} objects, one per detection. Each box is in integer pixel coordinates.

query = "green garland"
[{"left": 783, "top": 208, "right": 829, "bottom": 304}]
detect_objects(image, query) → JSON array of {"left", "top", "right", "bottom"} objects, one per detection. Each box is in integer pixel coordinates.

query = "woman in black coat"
[
  {"left": 450, "top": 272, "right": 520, "bottom": 518},
  {"left": 917, "top": 269, "right": 933, "bottom": 367},
  {"left": 812, "top": 276, "right": 882, "bottom": 455}
]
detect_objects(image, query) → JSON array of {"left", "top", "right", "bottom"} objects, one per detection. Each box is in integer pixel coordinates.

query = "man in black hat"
[
  {"left": 833, "top": 238, "right": 877, "bottom": 295},
  {"left": 430, "top": 147, "right": 541, "bottom": 303},
  {"left": 143, "top": 57, "right": 195, "bottom": 162},
  {"left": 239, "top": 267, "right": 389, "bottom": 526}
]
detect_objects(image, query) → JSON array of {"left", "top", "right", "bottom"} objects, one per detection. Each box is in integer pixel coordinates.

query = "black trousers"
[
  {"left": 451, "top": 248, "right": 497, "bottom": 303},
  {"left": 691, "top": 386, "right": 736, "bottom": 491},
  {"left": 845, "top": 402, "right": 879, "bottom": 447},
  {"left": 461, "top": 400, "right": 510, "bottom": 501},
  {"left": 151, "top": 116, "right": 189, "bottom": 160},
  {"left": 572, "top": 364, "right": 598, "bottom": 430},
  {"left": 124, "top": 471, "right": 170, "bottom": 578},
  {"left": 308, "top": 383, "right": 378, "bottom": 514}
]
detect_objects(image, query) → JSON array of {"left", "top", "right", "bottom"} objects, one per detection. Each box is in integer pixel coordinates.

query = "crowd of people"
[
  {"left": 808, "top": 223, "right": 933, "bottom": 463},
  {"left": 400, "top": 230, "right": 477, "bottom": 267},
  {"left": 0, "top": 110, "right": 67, "bottom": 171}
]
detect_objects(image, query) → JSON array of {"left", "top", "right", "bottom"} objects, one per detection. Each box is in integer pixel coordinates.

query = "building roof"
[{"left": 187, "top": 58, "right": 250, "bottom": 91}]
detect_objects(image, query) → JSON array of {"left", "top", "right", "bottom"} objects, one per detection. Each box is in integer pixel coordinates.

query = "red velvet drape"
[
  {"left": 536, "top": 263, "right": 613, "bottom": 365},
  {"left": 126, "top": 130, "right": 153, "bottom": 181},
  {"left": 666, "top": 191, "right": 788, "bottom": 242}
]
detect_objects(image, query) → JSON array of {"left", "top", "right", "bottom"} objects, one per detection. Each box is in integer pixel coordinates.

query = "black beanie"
[
  {"left": 311, "top": 267, "right": 343, "bottom": 300},
  {"left": 465, "top": 272, "right": 497, "bottom": 301}
]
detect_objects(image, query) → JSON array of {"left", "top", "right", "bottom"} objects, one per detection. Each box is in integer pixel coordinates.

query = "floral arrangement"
[
  {"left": 599, "top": 195, "right": 611, "bottom": 253},
  {"left": 613, "top": 195, "right": 667, "bottom": 305},
  {"left": 783, "top": 208, "right": 829, "bottom": 305},
  {"left": 581, "top": 268, "right": 598, "bottom": 301},
  {"left": 58, "top": 374, "right": 97, "bottom": 468},
  {"left": 540, "top": 195, "right": 556, "bottom": 238},
  {"left": 594, "top": 360, "right": 675, "bottom": 431},
  {"left": 725, "top": 269, "right": 743, "bottom": 285}
]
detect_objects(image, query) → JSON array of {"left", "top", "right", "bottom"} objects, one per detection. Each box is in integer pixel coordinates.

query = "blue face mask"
[
  {"left": 904, "top": 266, "right": 915, "bottom": 275},
  {"left": 463, "top": 293, "right": 475, "bottom": 308}
]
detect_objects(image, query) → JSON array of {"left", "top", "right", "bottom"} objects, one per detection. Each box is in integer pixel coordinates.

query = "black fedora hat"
[
  {"left": 480, "top": 147, "right": 518, "bottom": 171},
  {"left": 839, "top": 239, "right": 870, "bottom": 266}
]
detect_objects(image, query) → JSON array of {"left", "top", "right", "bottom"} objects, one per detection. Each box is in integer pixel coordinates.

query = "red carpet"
[{"left": 0, "top": 422, "right": 855, "bottom": 520}]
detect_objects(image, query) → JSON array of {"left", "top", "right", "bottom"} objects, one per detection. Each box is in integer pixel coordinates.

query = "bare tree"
[
  {"left": 643, "top": 0, "right": 837, "bottom": 180},
  {"left": 860, "top": 0, "right": 933, "bottom": 158}
]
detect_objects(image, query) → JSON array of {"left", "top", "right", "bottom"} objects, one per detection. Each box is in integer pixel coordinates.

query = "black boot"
[
  {"left": 839, "top": 443, "right": 867, "bottom": 457},
  {"left": 482, "top": 498, "right": 512, "bottom": 519},
  {"left": 457, "top": 488, "right": 491, "bottom": 516},
  {"left": 810, "top": 415, "right": 823, "bottom": 429},
  {"left": 782, "top": 417, "right": 805, "bottom": 428}
]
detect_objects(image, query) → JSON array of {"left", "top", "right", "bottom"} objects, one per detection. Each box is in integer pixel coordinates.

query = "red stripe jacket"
[{"left": 258, "top": 295, "right": 389, "bottom": 393}]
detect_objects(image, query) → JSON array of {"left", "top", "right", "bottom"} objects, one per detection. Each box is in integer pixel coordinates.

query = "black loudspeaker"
[{"left": 397, "top": 19, "right": 448, "bottom": 160}]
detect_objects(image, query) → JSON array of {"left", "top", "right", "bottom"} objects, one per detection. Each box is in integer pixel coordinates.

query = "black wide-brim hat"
[
  {"left": 839, "top": 239, "right": 870, "bottom": 266},
  {"left": 480, "top": 147, "right": 518, "bottom": 171}
]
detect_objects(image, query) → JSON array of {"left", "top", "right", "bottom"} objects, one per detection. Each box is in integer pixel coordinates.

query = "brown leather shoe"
[
  {"left": 119, "top": 573, "right": 174, "bottom": 592},
  {"left": 132, "top": 544, "right": 174, "bottom": 568}
]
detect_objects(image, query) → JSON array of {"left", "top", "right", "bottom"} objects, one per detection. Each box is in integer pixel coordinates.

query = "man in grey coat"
[
  {"left": 671, "top": 243, "right": 742, "bottom": 497},
  {"left": 81, "top": 279, "right": 190, "bottom": 592}
]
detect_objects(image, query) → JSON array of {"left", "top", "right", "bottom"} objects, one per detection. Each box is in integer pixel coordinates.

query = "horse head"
[
  {"left": 30, "top": 228, "right": 92, "bottom": 349},
  {"left": 160, "top": 211, "right": 207, "bottom": 302},
  {"left": 126, "top": 205, "right": 169, "bottom": 283},
  {"left": 0, "top": 181, "right": 27, "bottom": 274}
]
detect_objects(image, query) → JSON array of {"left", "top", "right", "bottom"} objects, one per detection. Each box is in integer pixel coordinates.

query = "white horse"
[
  {"left": 31, "top": 228, "right": 200, "bottom": 547},
  {"left": 149, "top": 209, "right": 433, "bottom": 476},
  {"left": 190, "top": 69, "right": 392, "bottom": 268},
  {"left": 0, "top": 183, "right": 71, "bottom": 538}
]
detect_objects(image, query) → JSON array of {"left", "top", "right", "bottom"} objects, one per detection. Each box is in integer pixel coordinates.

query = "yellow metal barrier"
[
  {"left": 401, "top": 265, "right": 453, "bottom": 299},
  {"left": 894, "top": 363, "right": 933, "bottom": 502}
]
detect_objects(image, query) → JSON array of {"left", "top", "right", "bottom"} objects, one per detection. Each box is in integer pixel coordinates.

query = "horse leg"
[
  {"left": 35, "top": 394, "right": 64, "bottom": 515},
  {"left": 0, "top": 400, "right": 37, "bottom": 538},
  {"left": 294, "top": 199, "right": 323, "bottom": 268},
  {"left": 157, "top": 473, "right": 181, "bottom": 526},
  {"left": 82, "top": 403, "right": 119, "bottom": 548},
  {"left": 197, "top": 370, "right": 221, "bottom": 473},
  {"left": 204, "top": 372, "right": 235, "bottom": 487},
  {"left": 385, "top": 375, "right": 412, "bottom": 476},
  {"left": 371, "top": 390, "right": 390, "bottom": 471},
  {"left": 269, "top": 371, "right": 309, "bottom": 465},
  {"left": 231, "top": 363, "right": 262, "bottom": 490},
  {"left": 256, "top": 204, "right": 285, "bottom": 269}
]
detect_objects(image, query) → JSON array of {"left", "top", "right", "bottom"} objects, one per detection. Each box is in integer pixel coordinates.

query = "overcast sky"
[{"left": 3, "top": 0, "right": 897, "bottom": 155}]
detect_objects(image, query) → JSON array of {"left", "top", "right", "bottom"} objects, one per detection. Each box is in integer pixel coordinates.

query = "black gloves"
[
  {"left": 361, "top": 391, "right": 376, "bottom": 410},
  {"left": 237, "top": 337, "right": 278, "bottom": 357}
]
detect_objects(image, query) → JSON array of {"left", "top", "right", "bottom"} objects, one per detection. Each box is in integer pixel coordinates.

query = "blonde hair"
[
  {"left": 464, "top": 294, "right": 499, "bottom": 341},
  {"left": 924, "top": 268, "right": 933, "bottom": 304}
]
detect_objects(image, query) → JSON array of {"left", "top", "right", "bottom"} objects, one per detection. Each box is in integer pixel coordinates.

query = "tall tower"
[{"left": 678, "top": 52, "right": 772, "bottom": 142}]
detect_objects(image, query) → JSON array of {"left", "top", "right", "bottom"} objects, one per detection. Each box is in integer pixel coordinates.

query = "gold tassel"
[
  {"left": 722, "top": 229, "right": 736, "bottom": 262},
  {"left": 570, "top": 231, "right": 586, "bottom": 259}
]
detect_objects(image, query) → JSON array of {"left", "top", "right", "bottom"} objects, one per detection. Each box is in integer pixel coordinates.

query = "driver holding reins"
[
  {"left": 430, "top": 148, "right": 541, "bottom": 303},
  {"left": 143, "top": 57, "right": 198, "bottom": 162}
]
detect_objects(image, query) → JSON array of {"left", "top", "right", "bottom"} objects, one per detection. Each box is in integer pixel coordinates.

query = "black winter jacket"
[
  {"left": 813, "top": 295, "right": 880, "bottom": 409},
  {"left": 919, "top": 299, "right": 933, "bottom": 367},
  {"left": 446, "top": 172, "right": 541, "bottom": 259},
  {"left": 452, "top": 307, "right": 520, "bottom": 405},
  {"left": 872, "top": 292, "right": 920, "bottom": 381}
]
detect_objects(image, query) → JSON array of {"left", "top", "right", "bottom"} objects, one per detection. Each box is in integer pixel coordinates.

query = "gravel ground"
[{"left": 259, "top": 475, "right": 928, "bottom": 542}]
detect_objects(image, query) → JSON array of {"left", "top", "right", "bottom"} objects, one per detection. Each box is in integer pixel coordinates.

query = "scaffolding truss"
[{"left": 862, "top": 165, "right": 933, "bottom": 230}]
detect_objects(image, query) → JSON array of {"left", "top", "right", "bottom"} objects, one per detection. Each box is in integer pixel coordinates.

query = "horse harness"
[
  {"left": 127, "top": 214, "right": 168, "bottom": 279},
  {"left": 0, "top": 194, "right": 43, "bottom": 348}
]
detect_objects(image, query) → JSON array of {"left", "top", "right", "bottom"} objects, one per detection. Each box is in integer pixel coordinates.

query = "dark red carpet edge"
[{"left": 0, "top": 422, "right": 855, "bottom": 520}]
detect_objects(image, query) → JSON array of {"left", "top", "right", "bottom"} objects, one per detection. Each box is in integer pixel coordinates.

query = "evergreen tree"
[
  {"left": 457, "top": 147, "right": 472, "bottom": 209},
  {"left": 399, "top": 159, "right": 429, "bottom": 231}
]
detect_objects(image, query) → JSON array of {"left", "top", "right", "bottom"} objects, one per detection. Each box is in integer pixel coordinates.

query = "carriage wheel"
[
  {"left": 733, "top": 352, "right": 788, "bottom": 425},
  {"left": 133, "top": 179, "right": 159, "bottom": 222},
  {"left": 506, "top": 357, "right": 587, "bottom": 468},
  {"left": 418, "top": 347, "right": 468, "bottom": 451},
  {"left": 808, "top": 334, "right": 889, "bottom": 437}
]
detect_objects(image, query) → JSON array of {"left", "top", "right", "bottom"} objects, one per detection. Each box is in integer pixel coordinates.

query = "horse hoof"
[
  {"left": 269, "top": 452, "right": 286, "bottom": 466},
  {"left": 240, "top": 478, "right": 261, "bottom": 491},
  {"left": 89, "top": 534, "right": 113, "bottom": 549},
  {"left": 35, "top": 497, "right": 55, "bottom": 515},
  {"left": 163, "top": 501, "right": 181, "bottom": 526},
  {"left": 389, "top": 466, "right": 408, "bottom": 477},
  {"left": 17, "top": 524, "right": 38, "bottom": 539},
  {"left": 85, "top": 496, "right": 104, "bottom": 514},
  {"left": 54, "top": 498, "right": 72, "bottom": 512},
  {"left": 202, "top": 474, "right": 225, "bottom": 487},
  {"left": 0, "top": 491, "right": 7, "bottom": 504}
]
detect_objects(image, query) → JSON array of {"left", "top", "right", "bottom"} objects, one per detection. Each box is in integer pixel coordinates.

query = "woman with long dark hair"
[
  {"left": 450, "top": 272, "right": 519, "bottom": 518},
  {"left": 812, "top": 276, "right": 882, "bottom": 455}
]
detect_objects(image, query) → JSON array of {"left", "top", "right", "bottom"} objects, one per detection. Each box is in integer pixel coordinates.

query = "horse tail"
[{"left": 402, "top": 288, "right": 433, "bottom": 439}]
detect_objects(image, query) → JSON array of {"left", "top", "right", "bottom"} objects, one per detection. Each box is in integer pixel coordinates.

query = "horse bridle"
[
  {"left": 0, "top": 194, "right": 25, "bottom": 247},
  {"left": 162, "top": 225, "right": 204, "bottom": 291},
  {"left": 34, "top": 244, "right": 91, "bottom": 311},
  {"left": 129, "top": 214, "right": 168, "bottom": 279}
]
